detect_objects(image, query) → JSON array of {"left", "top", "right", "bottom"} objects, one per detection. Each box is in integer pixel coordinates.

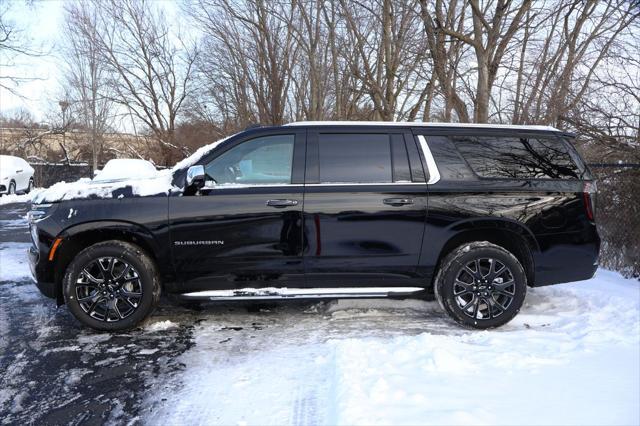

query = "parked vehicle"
[
  {"left": 28, "top": 122, "right": 600, "bottom": 331},
  {"left": 93, "top": 158, "right": 158, "bottom": 182},
  {"left": 0, "top": 155, "right": 35, "bottom": 196}
]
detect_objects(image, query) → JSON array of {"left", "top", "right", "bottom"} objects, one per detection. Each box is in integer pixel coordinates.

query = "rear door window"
[
  {"left": 452, "top": 136, "right": 582, "bottom": 180},
  {"left": 318, "top": 133, "right": 392, "bottom": 183}
]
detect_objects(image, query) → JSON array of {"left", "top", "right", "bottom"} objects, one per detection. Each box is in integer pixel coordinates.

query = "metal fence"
[
  {"left": 31, "top": 163, "right": 92, "bottom": 188},
  {"left": 589, "top": 163, "right": 640, "bottom": 278}
]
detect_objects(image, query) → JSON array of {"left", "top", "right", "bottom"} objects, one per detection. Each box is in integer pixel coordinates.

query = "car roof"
[{"left": 285, "top": 121, "right": 560, "bottom": 132}]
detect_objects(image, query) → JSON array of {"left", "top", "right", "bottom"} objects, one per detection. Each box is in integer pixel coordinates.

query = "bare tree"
[
  {"left": 61, "top": 1, "right": 114, "bottom": 171},
  {"left": 188, "top": 0, "right": 297, "bottom": 127},
  {"left": 512, "top": 0, "right": 638, "bottom": 129},
  {"left": 338, "top": 0, "right": 428, "bottom": 121},
  {"left": 0, "top": 0, "right": 46, "bottom": 96},
  {"left": 90, "top": 0, "right": 197, "bottom": 166},
  {"left": 420, "top": 0, "right": 532, "bottom": 123}
]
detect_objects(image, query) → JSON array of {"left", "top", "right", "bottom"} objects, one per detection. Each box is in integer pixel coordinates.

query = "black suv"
[{"left": 28, "top": 122, "right": 599, "bottom": 331}]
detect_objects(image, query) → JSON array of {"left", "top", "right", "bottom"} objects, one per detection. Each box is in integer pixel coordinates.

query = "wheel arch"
[
  {"left": 52, "top": 221, "right": 160, "bottom": 305},
  {"left": 430, "top": 219, "right": 538, "bottom": 290}
]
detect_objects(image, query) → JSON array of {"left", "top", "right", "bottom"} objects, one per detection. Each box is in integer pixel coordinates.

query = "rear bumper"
[
  {"left": 532, "top": 229, "right": 600, "bottom": 287},
  {"left": 28, "top": 244, "right": 57, "bottom": 299}
]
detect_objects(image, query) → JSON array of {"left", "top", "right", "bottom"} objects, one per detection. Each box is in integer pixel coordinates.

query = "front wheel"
[
  {"left": 435, "top": 242, "right": 527, "bottom": 329},
  {"left": 63, "top": 240, "right": 161, "bottom": 331},
  {"left": 8, "top": 181, "right": 16, "bottom": 195}
]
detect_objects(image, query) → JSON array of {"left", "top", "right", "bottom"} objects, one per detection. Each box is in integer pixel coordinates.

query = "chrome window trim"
[
  {"left": 306, "top": 182, "right": 425, "bottom": 186},
  {"left": 416, "top": 135, "right": 441, "bottom": 185},
  {"left": 205, "top": 182, "right": 427, "bottom": 189},
  {"left": 285, "top": 120, "right": 560, "bottom": 132},
  {"left": 204, "top": 183, "right": 304, "bottom": 190}
]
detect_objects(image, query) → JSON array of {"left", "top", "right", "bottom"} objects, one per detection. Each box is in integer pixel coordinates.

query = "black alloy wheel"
[
  {"left": 452, "top": 258, "right": 516, "bottom": 320},
  {"left": 63, "top": 240, "right": 160, "bottom": 331},
  {"left": 75, "top": 257, "right": 144, "bottom": 322},
  {"left": 435, "top": 242, "right": 527, "bottom": 329}
]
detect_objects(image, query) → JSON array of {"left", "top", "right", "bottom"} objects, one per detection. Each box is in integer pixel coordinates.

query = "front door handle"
[
  {"left": 266, "top": 199, "right": 299, "bottom": 208},
  {"left": 383, "top": 198, "right": 414, "bottom": 206}
]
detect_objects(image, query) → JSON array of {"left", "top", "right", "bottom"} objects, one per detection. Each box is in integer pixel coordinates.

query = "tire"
[
  {"left": 8, "top": 181, "right": 16, "bottom": 195},
  {"left": 435, "top": 242, "right": 527, "bottom": 329},
  {"left": 63, "top": 240, "right": 161, "bottom": 331},
  {"left": 26, "top": 178, "right": 34, "bottom": 194}
]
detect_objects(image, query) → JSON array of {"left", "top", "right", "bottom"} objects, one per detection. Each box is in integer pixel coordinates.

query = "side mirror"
[{"left": 186, "top": 165, "right": 206, "bottom": 191}]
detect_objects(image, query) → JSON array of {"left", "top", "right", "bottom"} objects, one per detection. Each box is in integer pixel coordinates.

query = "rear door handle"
[
  {"left": 16, "top": 169, "right": 23, "bottom": 173},
  {"left": 266, "top": 199, "right": 299, "bottom": 208},
  {"left": 383, "top": 198, "right": 414, "bottom": 206}
]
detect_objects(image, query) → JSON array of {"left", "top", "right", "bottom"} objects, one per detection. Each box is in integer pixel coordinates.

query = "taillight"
[{"left": 583, "top": 181, "right": 597, "bottom": 221}]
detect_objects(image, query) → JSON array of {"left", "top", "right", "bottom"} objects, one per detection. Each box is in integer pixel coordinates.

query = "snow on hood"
[
  {"left": 31, "top": 171, "right": 175, "bottom": 204},
  {"left": 32, "top": 133, "right": 236, "bottom": 204}
]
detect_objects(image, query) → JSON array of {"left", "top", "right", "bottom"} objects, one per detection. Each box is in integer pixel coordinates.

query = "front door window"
[{"left": 204, "top": 135, "right": 295, "bottom": 186}]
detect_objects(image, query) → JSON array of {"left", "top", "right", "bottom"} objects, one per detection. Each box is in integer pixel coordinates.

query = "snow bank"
[
  {"left": 146, "top": 269, "right": 639, "bottom": 425},
  {"left": 0, "top": 193, "right": 32, "bottom": 206}
]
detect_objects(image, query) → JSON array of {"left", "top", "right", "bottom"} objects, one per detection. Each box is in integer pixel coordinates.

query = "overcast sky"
[
  {"left": 0, "top": 0, "right": 65, "bottom": 120},
  {"left": 0, "top": 0, "right": 179, "bottom": 124}
]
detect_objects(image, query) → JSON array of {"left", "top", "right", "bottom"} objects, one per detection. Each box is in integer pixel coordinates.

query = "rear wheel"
[
  {"left": 63, "top": 240, "right": 161, "bottom": 331},
  {"left": 435, "top": 242, "right": 527, "bottom": 329},
  {"left": 26, "top": 178, "right": 34, "bottom": 193}
]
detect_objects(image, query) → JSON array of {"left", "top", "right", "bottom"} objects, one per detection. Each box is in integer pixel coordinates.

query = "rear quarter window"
[{"left": 452, "top": 135, "right": 583, "bottom": 180}]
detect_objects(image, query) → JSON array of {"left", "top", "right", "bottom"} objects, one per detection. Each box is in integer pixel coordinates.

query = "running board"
[{"left": 178, "top": 287, "right": 426, "bottom": 301}]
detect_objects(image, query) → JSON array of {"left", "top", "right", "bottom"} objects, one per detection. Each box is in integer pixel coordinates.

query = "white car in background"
[
  {"left": 93, "top": 158, "right": 158, "bottom": 182},
  {"left": 0, "top": 155, "right": 35, "bottom": 195}
]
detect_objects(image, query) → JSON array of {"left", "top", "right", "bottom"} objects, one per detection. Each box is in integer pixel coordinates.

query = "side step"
[{"left": 178, "top": 287, "right": 426, "bottom": 301}]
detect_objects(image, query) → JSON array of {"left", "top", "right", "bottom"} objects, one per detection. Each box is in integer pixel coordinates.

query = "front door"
[
  {"left": 303, "top": 129, "right": 428, "bottom": 287},
  {"left": 169, "top": 130, "right": 306, "bottom": 292}
]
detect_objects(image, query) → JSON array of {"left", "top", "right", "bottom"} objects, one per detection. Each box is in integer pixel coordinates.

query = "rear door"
[
  {"left": 168, "top": 129, "right": 306, "bottom": 291},
  {"left": 302, "top": 127, "right": 428, "bottom": 287}
]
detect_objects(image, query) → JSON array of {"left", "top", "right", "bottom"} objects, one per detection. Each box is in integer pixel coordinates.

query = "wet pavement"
[{"left": 0, "top": 202, "right": 198, "bottom": 424}]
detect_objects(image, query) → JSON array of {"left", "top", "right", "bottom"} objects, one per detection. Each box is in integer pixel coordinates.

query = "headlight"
[
  {"left": 28, "top": 203, "right": 55, "bottom": 223},
  {"left": 30, "top": 223, "right": 39, "bottom": 246}
]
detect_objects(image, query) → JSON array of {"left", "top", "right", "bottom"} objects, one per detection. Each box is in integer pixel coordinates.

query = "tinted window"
[
  {"left": 205, "top": 134, "right": 294, "bottom": 185},
  {"left": 318, "top": 133, "right": 392, "bottom": 183},
  {"left": 452, "top": 136, "right": 581, "bottom": 179}
]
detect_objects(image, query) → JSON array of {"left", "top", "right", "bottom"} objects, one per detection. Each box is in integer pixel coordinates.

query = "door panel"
[
  {"left": 168, "top": 130, "right": 306, "bottom": 292},
  {"left": 303, "top": 184, "right": 427, "bottom": 287},
  {"left": 169, "top": 187, "right": 304, "bottom": 291},
  {"left": 302, "top": 129, "right": 428, "bottom": 287}
]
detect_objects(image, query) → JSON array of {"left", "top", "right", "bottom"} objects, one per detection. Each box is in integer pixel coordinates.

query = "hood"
[
  {"left": 32, "top": 170, "right": 175, "bottom": 204},
  {"left": 30, "top": 134, "right": 236, "bottom": 205}
]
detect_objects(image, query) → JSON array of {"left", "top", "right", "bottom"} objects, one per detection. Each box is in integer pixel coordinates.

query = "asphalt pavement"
[{"left": 0, "top": 201, "right": 198, "bottom": 425}]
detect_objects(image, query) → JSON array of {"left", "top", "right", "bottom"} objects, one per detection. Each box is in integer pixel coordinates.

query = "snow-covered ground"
[
  {"left": 0, "top": 193, "right": 32, "bottom": 206},
  {"left": 0, "top": 222, "right": 638, "bottom": 425},
  {"left": 145, "top": 269, "right": 640, "bottom": 426}
]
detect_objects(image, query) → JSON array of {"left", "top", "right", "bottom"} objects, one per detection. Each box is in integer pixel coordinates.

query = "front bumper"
[{"left": 28, "top": 242, "right": 57, "bottom": 299}]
